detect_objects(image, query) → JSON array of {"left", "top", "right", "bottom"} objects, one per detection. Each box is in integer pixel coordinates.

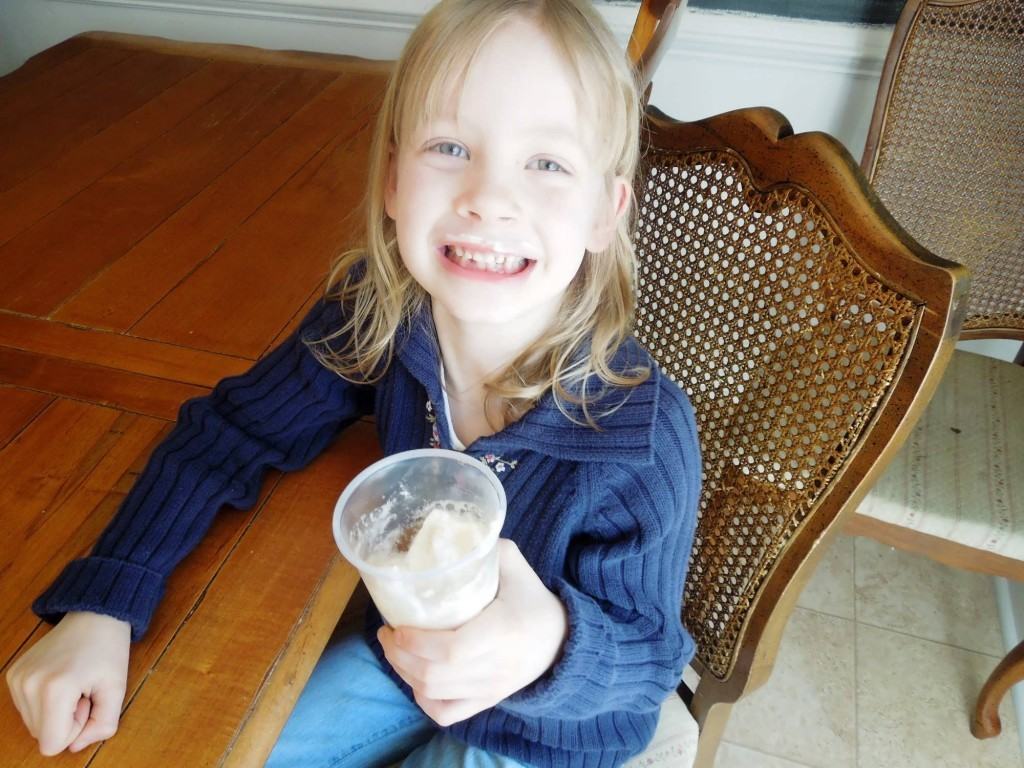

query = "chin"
[{"left": 436, "top": 300, "right": 529, "bottom": 326}]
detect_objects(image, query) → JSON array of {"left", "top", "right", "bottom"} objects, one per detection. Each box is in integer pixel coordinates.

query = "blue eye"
[
  {"left": 532, "top": 158, "right": 567, "bottom": 174},
  {"left": 433, "top": 141, "right": 467, "bottom": 158}
]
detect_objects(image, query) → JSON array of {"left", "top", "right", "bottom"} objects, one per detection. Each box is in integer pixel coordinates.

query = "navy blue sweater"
[{"left": 34, "top": 297, "right": 701, "bottom": 768}]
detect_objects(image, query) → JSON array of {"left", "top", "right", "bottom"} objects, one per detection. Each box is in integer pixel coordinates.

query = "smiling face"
[{"left": 384, "top": 15, "right": 629, "bottom": 332}]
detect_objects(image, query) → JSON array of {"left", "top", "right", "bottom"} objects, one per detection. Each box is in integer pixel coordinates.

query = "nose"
[{"left": 455, "top": 163, "right": 519, "bottom": 223}]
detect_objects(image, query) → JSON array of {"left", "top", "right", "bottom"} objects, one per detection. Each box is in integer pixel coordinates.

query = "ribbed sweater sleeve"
[
  {"left": 33, "top": 299, "right": 372, "bottom": 641},
  {"left": 498, "top": 382, "right": 700, "bottom": 720}
]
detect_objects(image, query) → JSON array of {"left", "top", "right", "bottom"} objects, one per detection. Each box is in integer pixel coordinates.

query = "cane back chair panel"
[
  {"left": 861, "top": 0, "right": 1024, "bottom": 340},
  {"left": 631, "top": 106, "right": 967, "bottom": 709}
]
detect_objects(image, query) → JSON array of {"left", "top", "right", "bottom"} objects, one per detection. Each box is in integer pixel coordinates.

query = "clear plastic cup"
[{"left": 332, "top": 448, "right": 506, "bottom": 630}]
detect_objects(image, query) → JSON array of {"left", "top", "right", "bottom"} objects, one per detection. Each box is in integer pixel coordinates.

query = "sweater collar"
[{"left": 394, "top": 302, "right": 660, "bottom": 464}]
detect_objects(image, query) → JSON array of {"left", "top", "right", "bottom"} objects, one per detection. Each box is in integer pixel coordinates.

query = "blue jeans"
[{"left": 265, "top": 632, "right": 528, "bottom": 768}]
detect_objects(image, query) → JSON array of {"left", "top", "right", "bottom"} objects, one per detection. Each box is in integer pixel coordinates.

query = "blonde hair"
[{"left": 312, "top": 0, "right": 648, "bottom": 429}]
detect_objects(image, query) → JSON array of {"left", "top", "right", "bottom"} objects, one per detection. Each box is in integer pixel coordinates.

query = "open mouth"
[{"left": 441, "top": 244, "right": 532, "bottom": 275}]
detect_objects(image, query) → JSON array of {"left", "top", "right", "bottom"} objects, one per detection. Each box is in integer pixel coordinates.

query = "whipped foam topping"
[
  {"left": 365, "top": 503, "right": 492, "bottom": 570},
  {"left": 358, "top": 500, "right": 501, "bottom": 630}
]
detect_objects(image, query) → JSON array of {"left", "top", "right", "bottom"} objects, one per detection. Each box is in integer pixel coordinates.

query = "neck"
[{"left": 431, "top": 303, "right": 553, "bottom": 398}]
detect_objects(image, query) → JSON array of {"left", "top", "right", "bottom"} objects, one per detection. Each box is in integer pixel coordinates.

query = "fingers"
[
  {"left": 379, "top": 627, "right": 507, "bottom": 701},
  {"left": 6, "top": 668, "right": 37, "bottom": 739},
  {"left": 413, "top": 691, "right": 500, "bottom": 727},
  {"left": 35, "top": 678, "right": 83, "bottom": 756},
  {"left": 7, "top": 664, "right": 122, "bottom": 757},
  {"left": 389, "top": 612, "right": 496, "bottom": 664},
  {"left": 68, "top": 684, "right": 124, "bottom": 753},
  {"left": 379, "top": 626, "right": 440, "bottom": 691},
  {"left": 389, "top": 626, "right": 465, "bottom": 663}
]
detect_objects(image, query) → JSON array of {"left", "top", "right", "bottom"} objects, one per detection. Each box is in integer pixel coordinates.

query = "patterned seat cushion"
[
  {"left": 857, "top": 350, "right": 1024, "bottom": 556},
  {"left": 623, "top": 692, "right": 698, "bottom": 768}
]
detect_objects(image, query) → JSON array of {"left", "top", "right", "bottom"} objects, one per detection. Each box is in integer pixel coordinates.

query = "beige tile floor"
[{"left": 716, "top": 533, "right": 1023, "bottom": 768}]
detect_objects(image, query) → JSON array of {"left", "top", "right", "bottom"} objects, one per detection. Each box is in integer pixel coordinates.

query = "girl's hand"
[
  {"left": 378, "top": 539, "right": 568, "bottom": 726},
  {"left": 6, "top": 611, "right": 130, "bottom": 756}
]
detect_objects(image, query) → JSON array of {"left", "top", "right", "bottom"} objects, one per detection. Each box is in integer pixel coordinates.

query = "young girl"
[{"left": 6, "top": 1, "right": 701, "bottom": 766}]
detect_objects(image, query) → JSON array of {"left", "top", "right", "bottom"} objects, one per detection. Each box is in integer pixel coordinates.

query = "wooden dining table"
[{"left": 0, "top": 31, "right": 392, "bottom": 766}]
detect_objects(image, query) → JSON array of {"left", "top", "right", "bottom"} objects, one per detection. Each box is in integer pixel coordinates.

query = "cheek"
[
  {"left": 391, "top": 170, "right": 444, "bottom": 249},
  {"left": 535, "top": 195, "right": 595, "bottom": 251},
  {"left": 535, "top": 184, "right": 595, "bottom": 223}
]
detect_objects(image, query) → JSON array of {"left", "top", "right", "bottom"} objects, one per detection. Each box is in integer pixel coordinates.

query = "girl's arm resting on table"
[{"left": 32, "top": 299, "right": 373, "bottom": 642}]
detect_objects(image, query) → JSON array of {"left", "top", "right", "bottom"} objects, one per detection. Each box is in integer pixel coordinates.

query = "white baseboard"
[
  {"left": 57, "top": 0, "right": 427, "bottom": 29},
  {"left": 51, "top": 0, "right": 890, "bottom": 72},
  {"left": 0, "top": 0, "right": 892, "bottom": 154}
]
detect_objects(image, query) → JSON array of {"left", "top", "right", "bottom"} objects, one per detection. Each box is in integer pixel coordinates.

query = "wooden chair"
[
  {"left": 625, "top": 0, "right": 684, "bottom": 106},
  {"left": 845, "top": 0, "right": 1024, "bottom": 740},
  {"left": 621, "top": 2, "right": 968, "bottom": 765}
]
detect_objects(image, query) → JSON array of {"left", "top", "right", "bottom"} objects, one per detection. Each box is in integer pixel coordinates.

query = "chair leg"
[
  {"left": 973, "top": 638, "right": 1024, "bottom": 738},
  {"left": 693, "top": 700, "right": 732, "bottom": 768}
]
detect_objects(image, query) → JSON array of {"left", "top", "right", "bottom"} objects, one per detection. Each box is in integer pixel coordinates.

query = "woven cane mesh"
[
  {"left": 634, "top": 149, "right": 919, "bottom": 680},
  {"left": 872, "top": 0, "right": 1024, "bottom": 334}
]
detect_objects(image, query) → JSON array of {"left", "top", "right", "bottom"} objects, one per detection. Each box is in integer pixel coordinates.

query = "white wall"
[{"left": 0, "top": 0, "right": 891, "bottom": 157}]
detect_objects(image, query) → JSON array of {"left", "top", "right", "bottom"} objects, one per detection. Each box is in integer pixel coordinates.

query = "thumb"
[
  {"left": 50, "top": 695, "right": 89, "bottom": 754},
  {"left": 67, "top": 696, "right": 90, "bottom": 742},
  {"left": 497, "top": 538, "right": 527, "bottom": 572},
  {"left": 496, "top": 539, "right": 537, "bottom": 594},
  {"left": 68, "top": 685, "right": 123, "bottom": 753}
]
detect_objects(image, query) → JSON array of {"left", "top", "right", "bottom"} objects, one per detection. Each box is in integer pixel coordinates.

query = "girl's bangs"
[
  {"left": 389, "top": 2, "right": 636, "bottom": 181},
  {"left": 543, "top": 4, "right": 639, "bottom": 174},
  {"left": 392, "top": 12, "right": 501, "bottom": 149}
]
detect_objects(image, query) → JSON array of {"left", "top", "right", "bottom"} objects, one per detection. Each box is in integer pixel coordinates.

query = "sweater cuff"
[
  {"left": 498, "top": 580, "right": 617, "bottom": 719},
  {"left": 33, "top": 557, "right": 166, "bottom": 642}
]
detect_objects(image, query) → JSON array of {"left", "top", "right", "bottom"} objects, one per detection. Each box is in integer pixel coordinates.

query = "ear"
[
  {"left": 586, "top": 175, "right": 630, "bottom": 253},
  {"left": 384, "top": 144, "right": 398, "bottom": 221}
]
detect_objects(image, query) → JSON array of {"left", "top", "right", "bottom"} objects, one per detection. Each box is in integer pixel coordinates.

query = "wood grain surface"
[{"left": 0, "top": 31, "right": 390, "bottom": 767}]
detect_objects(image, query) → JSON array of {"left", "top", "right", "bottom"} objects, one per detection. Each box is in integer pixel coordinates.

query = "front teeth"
[{"left": 450, "top": 245, "right": 526, "bottom": 273}]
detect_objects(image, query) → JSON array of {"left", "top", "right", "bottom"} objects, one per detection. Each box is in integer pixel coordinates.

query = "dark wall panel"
[{"left": 611, "top": 0, "right": 906, "bottom": 25}]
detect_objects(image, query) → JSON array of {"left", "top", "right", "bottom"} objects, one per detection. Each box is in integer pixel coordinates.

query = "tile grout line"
[
  {"left": 719, "top": 739, "right": 820, "bottom": 768},
  {"left": 853, "top": 617, "right": 1007, "bottom": 660},
  {"left": 794, "top": 604, "right": 854, "bottom": 623},
  {"left": 797, "top": 600, "right": 1008, "bottom": 661}
]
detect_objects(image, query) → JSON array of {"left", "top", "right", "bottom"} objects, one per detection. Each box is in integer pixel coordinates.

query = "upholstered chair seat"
[
  {"left": 623, "top": 694, "right": 699, "bottom": 767},
  {"left": 858, "top": 351, "right": 1024, "bottom": 558}
]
